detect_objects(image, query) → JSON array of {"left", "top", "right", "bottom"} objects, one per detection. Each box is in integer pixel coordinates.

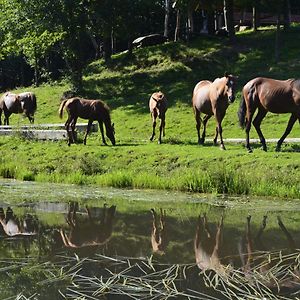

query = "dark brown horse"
[
  {"left": 0, "top": 92, "right": 37, "bottom": 125},
  {"left": 192, "top": 73, "right": 237, "bottom": 149},
  {"left": 60, "top": 203, "right": 116, "bottom": 248},
  {"left": 238, "top": 77, "right": 300, "bottom": 152},
  {"left": 59, "top": 97, "right": 115, "bottom": 146},
  {"left": 149, "top": 91, "right": 167, "bottom": 144}
]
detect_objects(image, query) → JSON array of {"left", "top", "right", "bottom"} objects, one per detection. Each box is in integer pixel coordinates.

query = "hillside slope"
[{"left": 0, "top": 26, "right": 299, "bottom": 198}]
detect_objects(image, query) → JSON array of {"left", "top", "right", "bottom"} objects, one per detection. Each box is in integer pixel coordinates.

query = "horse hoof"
[
  {"left": 220, "top": 145, "right": 226, "bottom": 150},
  {"left": 247, "top": 148, "right": 253, "bottom": 153},
  {"left": 158, "top": 140, "right": 161, "bottom": 145},
  {"left": 275, "top": 147, "right": 281, "bottom": 152}
]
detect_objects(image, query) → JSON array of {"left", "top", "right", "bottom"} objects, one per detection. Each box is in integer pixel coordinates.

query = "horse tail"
[
  {"left": 31, "top": 93, "right": 37, "bottom": 112},
  {"left": 59, "top": 99, "right": 68, "bottom": 119},
  {"left": 238, "top": 93, "right": 247, "bottom": 129}
]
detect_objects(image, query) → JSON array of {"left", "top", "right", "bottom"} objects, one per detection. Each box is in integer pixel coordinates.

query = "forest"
[{"left": 0, "top": 0, "right": 299, "bottom": 91}]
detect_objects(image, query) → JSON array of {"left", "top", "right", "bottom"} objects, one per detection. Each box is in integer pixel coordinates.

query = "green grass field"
[{"left": 0, "top": 26, "right": 299, "bottom": 198}]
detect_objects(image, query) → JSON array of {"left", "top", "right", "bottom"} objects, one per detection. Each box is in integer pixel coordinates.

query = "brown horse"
[
  {"left": 59, "top": 97, "right": 115, "bottom": 146},
  {"left": 60, "top": 203, "right": 116, "bottom": 248},
  {"left": 0, "top": 207, "right": 38, "bottom": 237},
  {"left": 149, "top": 91, "right": 167, "bottom": 144},
  {"left": 150, "top": 208, "right": 168, "bottom": 255},
  {"left": 192, "top": 73, "right": 237, "bottom": 149},
  {"left": 0, "top": 92, "right": 37, "bottom": 125},
  {"left": 238, "top": 77, "right": 300, "bottom": 152}
]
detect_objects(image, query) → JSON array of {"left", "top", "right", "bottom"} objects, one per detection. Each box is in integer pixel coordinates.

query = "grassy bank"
[
  {"left": 0, "top": 136, "right": 299, "bottom": 198},
  {"left": 0, "top": 26, "right": 299, "bottom": 198}
]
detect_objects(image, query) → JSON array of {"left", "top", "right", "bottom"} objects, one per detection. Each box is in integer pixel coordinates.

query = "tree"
[{"left": 223, "top": 0, "right": 235, "bottom": 42}]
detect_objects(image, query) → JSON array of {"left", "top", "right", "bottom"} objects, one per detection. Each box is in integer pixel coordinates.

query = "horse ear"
[{"left": 224, "top": 71, "right": 229, "bottom": 78}]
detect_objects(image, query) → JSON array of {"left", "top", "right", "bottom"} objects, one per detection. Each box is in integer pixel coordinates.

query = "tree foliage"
[{"left": 0, "top": 0, "right": 299, "bottom": 90}]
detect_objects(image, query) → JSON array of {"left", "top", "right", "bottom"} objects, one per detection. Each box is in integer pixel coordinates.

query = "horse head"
[
  {"left": 106, "top": 122, "right": 116, "bottom": 145},
  {"left": 224, "top": 72, "right": 237, "bottom": 103}
]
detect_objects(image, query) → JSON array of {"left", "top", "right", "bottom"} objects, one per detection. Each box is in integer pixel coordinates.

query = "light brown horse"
[
  {"left": 59, "top": 97, "right": 115, "bottom": 146},
  {"left": 149, "top": 91, "right": 167, "bottom": 144},
  {"left": 0, "top": 92, "right": 37, "bottom": 125},
  {"left": 150, "top": 208, "right": 168, "bottom": 255},
  {"left": 238, "top": 77, "right": 300, "bottom": 152},
  {"left": 192, "top": 73, "right": 237, "bottom": 149},
  {"left": 60, "top": 203, "right": 116, "bottom": 248},
  {"left": 194, "top": 214, "right": 227, "bottom": 275}
]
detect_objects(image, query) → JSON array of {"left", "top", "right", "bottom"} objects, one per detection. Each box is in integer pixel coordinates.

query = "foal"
[{"left": 149, "top": 91, "right": 167, "bottom": 144}]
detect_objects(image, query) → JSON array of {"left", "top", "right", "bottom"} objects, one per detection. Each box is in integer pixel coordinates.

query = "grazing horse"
[
  {"left": 149, "top": 91, "right": 167, "bottom": 144},
  {"left": 60, "top": 203, "right": 116, "bottom": 248},
  {"left": 59, "top": 97, "right": 115, "bottom": 146},
  {"left": 150, "top": 208, "right": 168, "bottom": 255},
  {"left": 192, "top": 73, "right": 237, "bottom": 149},
  {"left": 0, "top": 92, "right": 37, "bottom": 125},
  {"left": 238, "top": 77, "right": 300, "bottom": 152}
]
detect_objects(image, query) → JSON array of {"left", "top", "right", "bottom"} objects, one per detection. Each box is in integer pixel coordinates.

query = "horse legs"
[
  {"left": 245, "top": 109, "right": 255, "bottom": 153},
  {"left": 98, "top": 121, "right": 107, "bottom": 145},
  {"left": 70, "top": 117, "right": 77, "bottom": 144},
  {"left": 158, "top": 115, "right": 165, "bottom": 144},
  {"left": 201, "top": 115, "right": 211, "bottom": 144},
  {"left": 277, "top": 216, "right": 296, "bottom": 250},
  {"left": 83, "top": 119, "right": 93, "bottom": 145},
  {"left": 276, "top": 113, "right": 298, "bottom": 152},
  {"left": 65, "top": 117, "right": 73, "bottom": 146},
  {"left": 214, "top": 111, "right": 226, "bottom": 150},
  {"left": 194, "top": 109, "right": 202, "bottom": 144},
  {"left": 150, "top": 111, "right": 158, "bottom": 142},
  {"left": 252, "top": 107, "right": 267, "bottom": 151}
]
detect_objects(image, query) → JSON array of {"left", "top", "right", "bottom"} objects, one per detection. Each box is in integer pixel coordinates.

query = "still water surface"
[{"left": 0, "top": 179, "right": 300, "bottom": 299}]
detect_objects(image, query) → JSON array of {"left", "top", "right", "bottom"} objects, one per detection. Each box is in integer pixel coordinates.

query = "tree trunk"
[
  {"left": 223, "top": 0, "right": 235, "bottom": 42},
  {"left": 164, "top": 0, "right": 170, "bottom": 38},
  {"left": 34, "top": 52, "right": 39, "bottom": 86},
  {"left": 275, "top": 14, "right": 281, "bottom": 63},
  {"left": 174, "top": 9, "right": 181, "bottom": 42},
  {"left": 187, "top": 6, "right": 194, "bottom": 36},
  {"left": 283, "top": 0, "right": 291, "bottom": 30},
  {"left": 207, "top": 11, "right": 215, "bottom": 34},
  {"left": 252, "top": 0, "right": 260, "bottom": 31}
]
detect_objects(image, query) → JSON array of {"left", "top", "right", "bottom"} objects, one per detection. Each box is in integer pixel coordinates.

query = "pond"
[{"left": 0, "top": 179, "right": 300, "bottom": 299}]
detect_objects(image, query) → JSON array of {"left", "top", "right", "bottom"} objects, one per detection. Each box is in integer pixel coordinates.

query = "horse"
[
  {"left": 0, "top": 91, "right": 37, "bottom": 125},
  {"left": 150, "top": 208, "right": 168, "bottom": 255},
  {"left": 149, "top": 91, "right": 167, "bottom": 144},
  {"left": 192, "top": 72, "right": 237, "bottom": 150},
  {"left": 59, "top": 97, "right": 115, "bottom": 146},
  {"left": 0, "top": 207, "right": 38, "bottom": 237},
  {"left": 60, "top": 203, "right": 116, "bottom": 248},
  {"left": 238, "top": 77, "right": 300, "bottom": 152}
]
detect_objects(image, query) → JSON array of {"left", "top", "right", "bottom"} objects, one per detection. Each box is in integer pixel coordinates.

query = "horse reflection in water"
[
  {"left": 194, "top": 214, "right": 228, "bottom": 275},
  {"left": 241, "top": 215, "right": 300, "bottom": 293},
  {"left": 151, "top": 208, "right": 168, "bottom": 255},
  {"left": 60, "top": 203, "right": 116, "bottom": 248},
  {"left": 0, "top": 207, "right": 38, "bottom": 237},
  {"left": 194, "top": 214, "right": 300, "bottom": 297}
]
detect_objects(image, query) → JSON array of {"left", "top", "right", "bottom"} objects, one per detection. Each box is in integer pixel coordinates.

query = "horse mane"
[{"left": 291, "top": 78, "right": 300, "bottom": 91}]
